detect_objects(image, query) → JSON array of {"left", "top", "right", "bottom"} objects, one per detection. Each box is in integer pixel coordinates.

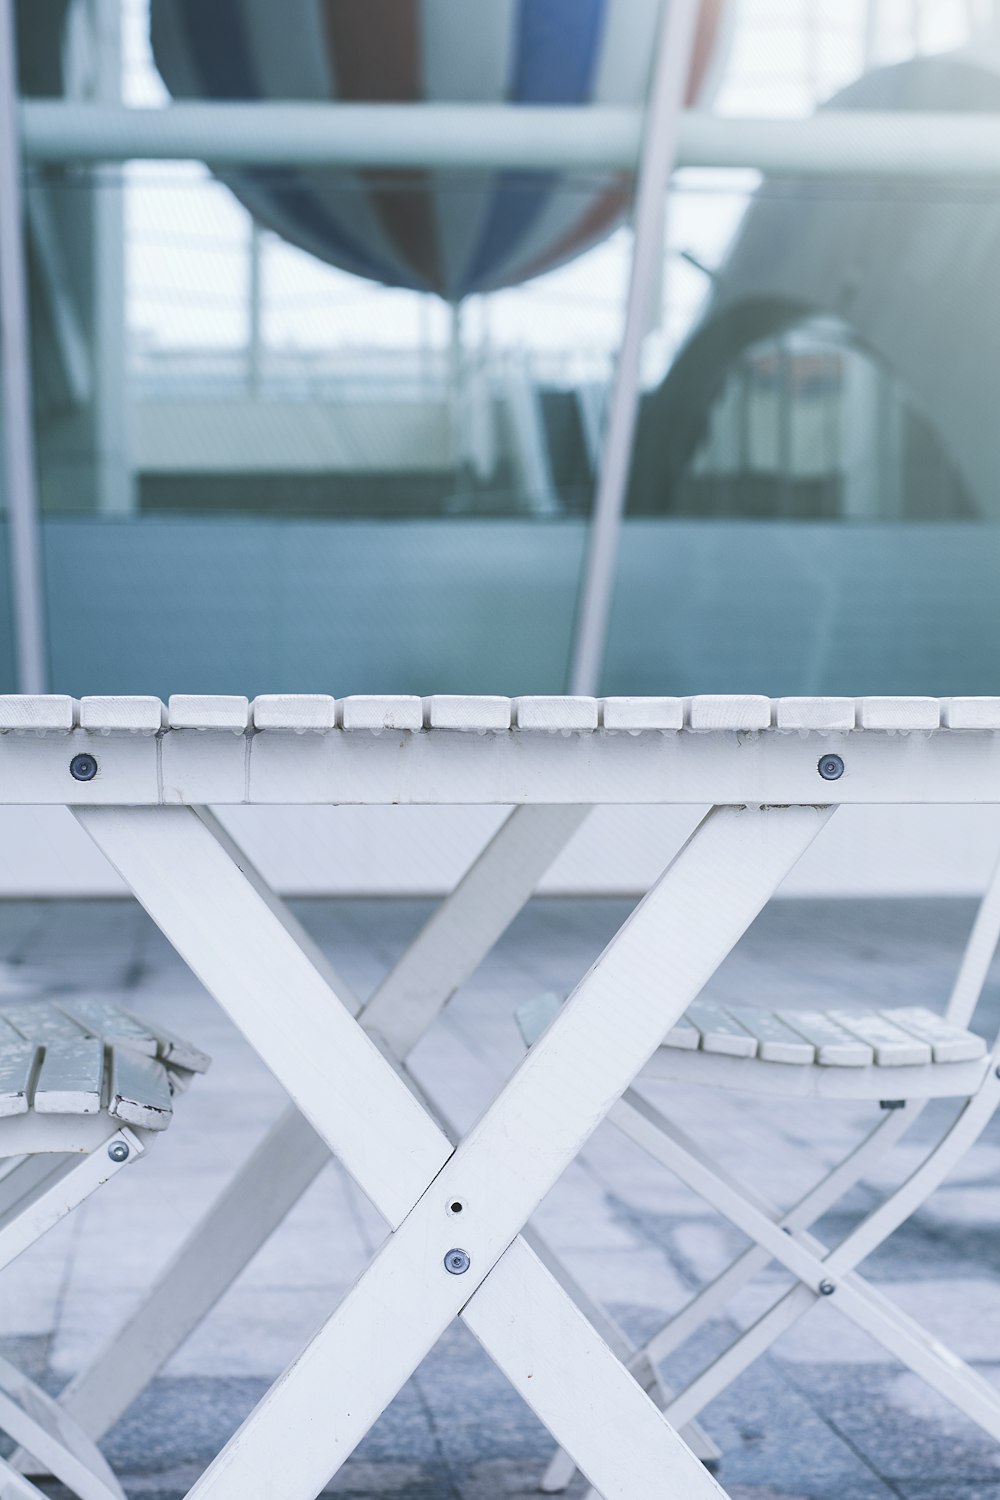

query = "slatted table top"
[{"left": 2, "top": 694, "right": 1000, "bottom": 804}]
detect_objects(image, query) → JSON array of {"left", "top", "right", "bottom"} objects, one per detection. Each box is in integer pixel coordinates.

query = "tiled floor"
[{"left": 0, "top": 894, "right": 998, "bottom": 1499}]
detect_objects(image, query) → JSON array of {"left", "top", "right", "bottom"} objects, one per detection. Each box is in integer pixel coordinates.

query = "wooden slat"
[
  {"left": 514, "top": 698, "right": 598, "bottom": 732},
  {"left": 826, "top": 1009, "right": 932, "bottom": 1067},
  {"left": 0, "top": 1043, "right": 39, "bottom": 1117},
  {"left": 108, "top": 1047, "right": 174, "bottom": 1130},
  {"left": 885, "top": 1006, "right": 987, "bottom": 1063},
  {"left": 858, "top": 697, "right": 941, "bottom": 731},
  {"left": 424, "top": 696, "right": 512, "bottom": 731},
  {"left": 0, "top": 1003, "right": 86, "bottom": 1043},
  {"left": 33, "top": 1038, "right": 104, "bottom": 1114},
  {"left": 601, "top": 698, "right": 684, "bottom": 731},
  {"left": 687, "top": 696, "right": 771, "bottom": 731},
  {"left": 943, "top": 698, "right": 1000, "bottom": 730},
  {"left": 55, "top": 1000, "right": 158, "bottom": 1057},
  {"left": 79, "top": 697, "right": 165, "bottom": 734},
  {"left": 685, "top": 1000, "right": 757, "bottom": 1058},
  {"left": 54, "top": 999, "right": 210, "bottom": 1075},
  {"left": 661, "top": 1012, "right": 700, "bottom": 1051},
  {"left": 724, "top": 1006, "right": 816, "bottom": 1064},
  {"left": 776, "top": 1010, "right": 873, "bottom": 1066},
  {"left": 775, "top": 697, "right": 855, "bottom": 732},
  {"left": 0, "top": 697, "right": 75, "bottom": 732},
  {"left": 168, "top": 695, "right": 250, "bottom": 731},
  {"left": 339, "top": 696, "right": 423, "bottom": 732},
  {"left": 252, "top": 696, "right": 336, "bottom": 732}
]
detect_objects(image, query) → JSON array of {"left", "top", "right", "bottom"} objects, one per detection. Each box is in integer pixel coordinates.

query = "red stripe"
[
  {"left": 496, "top": 179, "right": 631, "bottom": 291},
  {"left": 688, "top": 0, "right": 725, "bottom": 104},
  {"left": 321, "top": 0, "right": 444, "bottom": 292}
]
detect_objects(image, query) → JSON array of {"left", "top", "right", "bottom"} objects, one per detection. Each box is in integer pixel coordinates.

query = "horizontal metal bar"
[
  {"left": 18, "top": 102, "right": 1000, "bottom": 177},
  {"left": 4, "top": 726, "right": 1000, "bottom": 804}
]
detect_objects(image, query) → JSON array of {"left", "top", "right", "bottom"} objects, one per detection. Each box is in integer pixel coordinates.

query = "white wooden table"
[{"left": 4, "top": 689, "right": 998, "bottom": 1500}]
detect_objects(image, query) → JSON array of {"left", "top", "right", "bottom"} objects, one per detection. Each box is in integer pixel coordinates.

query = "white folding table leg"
[
  {"left": 78, "top": 802, "right": 829, "bottom": 1500},
  {"left": 359, "top": 804, "right": 590, "bottom": 1057},
  {"left": 62, "top": 805, "right": 588, "bottom": 1439},
  {"left": 59, "top": 1106, "right": 328, "bottom": 1442}
]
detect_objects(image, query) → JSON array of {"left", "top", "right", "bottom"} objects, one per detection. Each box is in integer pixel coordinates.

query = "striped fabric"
[{"left": 151, "top": 0, "right": 725, "bottom": 299}]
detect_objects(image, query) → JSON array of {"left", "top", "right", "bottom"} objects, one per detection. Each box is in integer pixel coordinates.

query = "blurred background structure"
[{"left": 3, "top": 0, "right": 1000, "bottom": 894}]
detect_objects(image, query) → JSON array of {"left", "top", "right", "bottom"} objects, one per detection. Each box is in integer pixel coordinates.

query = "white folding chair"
[
  {"left": 524, "top": 850, "right": 1000, "bottom": 1497},
  {"left": 0, "top": 997, "right": 209, "bottom": 1500}
]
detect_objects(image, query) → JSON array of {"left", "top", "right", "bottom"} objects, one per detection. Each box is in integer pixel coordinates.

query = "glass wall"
[{"left": 3, "top": 0, "right": 1000, "bottom": 698}]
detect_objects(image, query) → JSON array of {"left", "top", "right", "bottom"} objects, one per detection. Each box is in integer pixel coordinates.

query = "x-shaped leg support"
[{"left": 74, "top": 801, "right": 829, "bottom": 1500}]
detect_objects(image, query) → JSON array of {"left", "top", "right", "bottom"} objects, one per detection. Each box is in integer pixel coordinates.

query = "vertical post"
[
  {"left": 567, "top": 0, "right": 701, "bottom": 696},
  {"left": 0, "top": 0, "right": 47, "bottom": 692},
  {"left": 247, "top": 220, "right": 263, "bottom": 397},
  {"left": 90, "top": 0, "right": 132, "bottom": 514}
]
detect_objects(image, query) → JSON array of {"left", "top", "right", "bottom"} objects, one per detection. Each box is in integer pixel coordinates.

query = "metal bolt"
[
  {"left": 70, "top": 753, "right": 98, "bottom": 783},
  {"left": 107, "top": 1140, "right": 130, "bottom": 1163},
  {"left": 818, "top": 1279, "right": 836, "bottom": 1296},
  {"left": 444, "top": 1248, "right": 471, "bottom": 1275},
  {"left": 818, "top": 754, "right": 844, "bottom": 782}
]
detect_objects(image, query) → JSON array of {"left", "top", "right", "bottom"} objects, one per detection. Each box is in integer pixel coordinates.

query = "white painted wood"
[
  {"left": 3, "top": 706, "right": 1000, "bottom": 804},
  {"left": 0, "top": 696, "right": 75, "bottom": 732},
  {"left": 55, "top": 1000, "right": 157, "bottom": 1056},
  {"left": 858, "top": 696, "right": 941, "bottom": 730},
  {"left": 685, "top": 1000, "right": 757, "bottom": 1058},
  {"left": 945, "top": 845, "right": 1000, "bottom": 1027},
  {"left": 724, "top": 1005, "right": 816, "bottom": 1064},
  {"left": 75, "top": 805, "right": 451, "bottom": 1226},
  {"left": 338, "top": 695, "right": 422, "bottom": 731},
  {"left": 513, "top": 697, "right": 598, "bottom": 732},
  {"left": 60, "top": 1107, "right": 329, "bottom": 1443},
  {"left": 32, "top": 1039, "right": 103, "bottom": 1115},
  {"left": 170, "top": 806, "right": 825, "bottom": 1500},
  {"left": 161, "top": 731, "right": 247, "bottom": 804},
  {"left": 0, "top": 1384, "right": 123, "bottom": 1500},
  {"left": 0, "top": 1351, "right": 126, "bottom": 1500},
  {"left": 0, "top": 1044, "right": 37, "bottom": 1117},
  {"left": 1, "top": 1004, "right": 85, "bottom": 1043},
  {"left": 0, "top": 1126, "right": 140, "bottom": 1274},
  {"left": 826, "top": 1008, "right": 932, "bottom": 1066},
  {"left": 662, "top": 1012, "right": 701, "bottom": 1050},
  {"left": 78, "top": 697, "right": 165, "bottom": 734},
  {"left": 600, "top": 697, "right": 683, "bottom": 731},
  {"left": 644, "top": 1042, "right": 988, "bottom": 1099},
  {"left": 423, "top": 695, "right": 511, "bottom": 731},
  {"left": 361, "top": 805, "right": 589, "bottom": 1057},
  {"left": 775, "top": 697, "right": 855, "bottom": 731},
  {"left": 887, "top": 1006, "right": 987, "bottom": 1063},
  {"left": 944, "top": 697, "right": 1000, "bottom": 729},
  {"left": 464, "top": 1238, "right": 726, "bottom": 1500},
  {"left": 108, "top": 1049, "right": 173, "bottom": 1131},
  {"left": 688, "top": 695, "right": 771, "bottom": 731},
  {"left": 251, "top": 696, "right": 336, "bottom": 732},
  {"left": 776, "top": 1008, "right": 874, "bottom": 1065},
  {"left": 167, "top": 695, "right": 249, "bottom": 732}
]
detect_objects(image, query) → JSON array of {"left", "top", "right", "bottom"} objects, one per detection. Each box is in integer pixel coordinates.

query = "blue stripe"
[
  {"left": 166, "top": 0, "right": 419, "bottom": 289},
  {"left": 460, "top": 0, "right": 607, "bottom": 295}
]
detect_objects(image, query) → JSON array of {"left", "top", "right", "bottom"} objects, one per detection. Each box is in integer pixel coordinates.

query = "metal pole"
[
  {"left": 20, "top": 102, "right": 1000, "bottom": 178},
  {"left": 568, "top": 0, "right": 700, "bottom": 696},
  {"left": 0, "top": 0, "right": 47, "bottom": 692},
  {"left": 247, "top": 220, "right": 263, "bottom": 397}
]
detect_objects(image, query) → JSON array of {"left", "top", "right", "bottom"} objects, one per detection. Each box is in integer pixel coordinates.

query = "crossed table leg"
[{"left": 68, "top": 800, "right": 830, "bottom": 1499}]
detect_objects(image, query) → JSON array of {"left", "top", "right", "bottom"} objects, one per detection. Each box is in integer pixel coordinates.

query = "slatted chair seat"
[
  {"left": 0, "top": 998, "right": 209, "bottom": 1500},
  {"left": 518, "top": 994, "right": 990, "bottom": 1102}
]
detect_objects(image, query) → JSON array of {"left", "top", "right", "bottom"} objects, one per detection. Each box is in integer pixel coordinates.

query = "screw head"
[
  {"left": 818, "top": 1279, "right": 836, "bottom": 1296},
  {"left": 818, "top": 754, "right": 845, "bottom": 782},
  {"left": 107, "top": 1140, "right": 130, "bottom": 1163},
  {"left": 70, "top": 753, "right": 98, "bottom": 783},
  {"left": 444, "top": 1248, "right": 471, "bottom": 1275}
]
